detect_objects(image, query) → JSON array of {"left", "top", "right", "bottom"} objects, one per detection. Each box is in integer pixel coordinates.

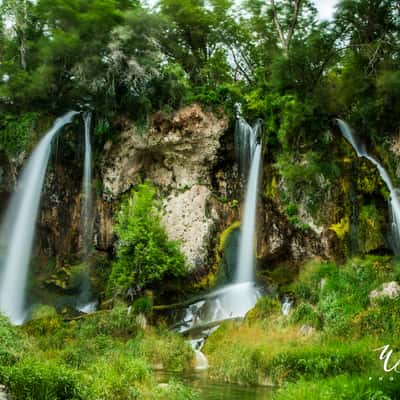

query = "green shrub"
[
  {"left": 246, "top": 297, "right": 281, "bottom": 322},
  {"left": 290, "top": 261, "right": 338, "bottom": 304},
  {"left": 273, "top": 374, "right": 399, "bottom": 400},
  {"left": 290, "top": 303, "right": 322, "bottom": 329},
  {"left": 0, "top": 357, "right": 83, "bottom": 400},
  {"left": 128, "top": 329, "right": 193, "bottom": 372},
  {"left": 24, "top": 305, "right": 63, "bottom": 336},
  {"left": 0, "top": 112, "right": 39, "bottom": 156},
  {"left": 268, "top": 342, "right": 374, "bottom": 384},
  {"left": 107, "top": 182, "right": 187, "bottom": 297},
  {"left": 353, "top": 297, "right": 400, "bottom": 340},
  {"left": 77, "top": 304, "right": 138, "bottom": 338},
  {"left": 147, "top": 380, "right": 199, "bottom": 400},
  {"left": 132, "top": 295, "right": 154, "bottom": 317},
  {"left": 0, "top": 315, "right": 29, "bottom": 366},
  {"left": 358, "top": 205, "right": 385, "bottom": 254},
  {"left": 85, "top": 355, "right": 149, "bottom": 400}
]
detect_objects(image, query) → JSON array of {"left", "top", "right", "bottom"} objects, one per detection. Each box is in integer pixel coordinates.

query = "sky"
[
  {"left": 314, "top": 0, "right": 339, "bottom": 20},
  {"left": 146, "top": 0, "right": 340, "bottom": 21}
]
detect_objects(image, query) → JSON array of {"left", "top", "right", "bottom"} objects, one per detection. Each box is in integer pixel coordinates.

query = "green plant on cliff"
[
  {"left": 0, "top": 112, "right": 39, "bottom": 156},
  {"left": 107, "top": 182, "right": 186, "bottom": 298}
]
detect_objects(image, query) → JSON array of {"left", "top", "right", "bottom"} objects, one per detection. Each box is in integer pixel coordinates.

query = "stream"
[{"left": 156, "top": 371, "right": 273, "bottom": 399}]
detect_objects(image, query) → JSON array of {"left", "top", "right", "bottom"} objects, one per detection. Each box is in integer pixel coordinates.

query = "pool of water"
[{"left": 156, "top": 372, "right": 273, "bottom": 400}]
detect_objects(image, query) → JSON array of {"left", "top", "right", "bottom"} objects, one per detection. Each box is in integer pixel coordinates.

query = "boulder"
[{"left": 369, "top": 281, "right": 400, "bottom": 302}]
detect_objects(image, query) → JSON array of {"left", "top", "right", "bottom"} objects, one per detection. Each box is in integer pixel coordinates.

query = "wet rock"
[
  {"left": 369, "top": 281, "right": 400, "bottom": 302},
  {"left": 299, "top": 324, "right": 315, "bottom": 336},
  {"left": 0, "top": 385, "right": 8, "bottom": 400}
]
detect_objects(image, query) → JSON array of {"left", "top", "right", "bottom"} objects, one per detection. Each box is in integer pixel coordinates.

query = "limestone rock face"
[
  {"left": 100, "top": 104, "right": 228, "bottom": 269},
  {"left": 162, "top": 185, "right": 219, "bottom": 270},
  {"left": 102, "top": 104, "right": 228, "bottom": 199},
  {"left": 258, "top": 201, "right": 335, "bottom": 268}
]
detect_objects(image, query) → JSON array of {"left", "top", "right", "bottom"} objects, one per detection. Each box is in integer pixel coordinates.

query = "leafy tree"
[
  {"left": 107, "top": 183, "right": 187, "bottom": 298},
  {"left": 159, "top": 0, "right": 233, "bottom": 85}
]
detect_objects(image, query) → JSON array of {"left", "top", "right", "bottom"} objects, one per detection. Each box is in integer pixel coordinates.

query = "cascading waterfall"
[
  {"left": 0, "top": 111, "right": 79, "bottom": 324},
  {"left": 337, "top": 119, "right": 400, "bottom": 255},
  {"left": 281, "top": 295, "right": 293, "bottom": 316},
  {"left": 77, "top": 112, "right": 97, "bottom": 313},
  {"left": 235, "top": 120, "right": 262, "bottom": 283},
  {"left": 171, "top": 112, "right": 263, "bottom": 362},
  {"left": 235, "top": 117, "right": 257, "bottom": 176},
  {"left": 82, "top": 112, "right": 93, "bottom": 256}
]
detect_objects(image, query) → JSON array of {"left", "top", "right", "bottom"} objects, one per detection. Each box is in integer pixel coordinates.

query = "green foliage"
[
  {"left": 128, "top": 328, "right": 193, "bottom": 372},
  {"left": 0, "top": 112, "right": 39, "bottom": 156},
  {"left": 246, "top": 296, "right": 281, "bottom": 322},
  {"left": 289, "top": 302, "right": 322, "bottom": 329},
  {"left": 358, "top": 204, "right": 384, "bottom": 253},
  {"left": 268, "top": 342, "right": 374, "bottom": 384},
  {"left": 0, "top": 357, "right": 83, "bottom": 400},
  {"left": 76, "top": 304, "right": 138, "bottom": 338},
  {"left": 132, "top": 295, "right": 154, "bottom": 317},
  {"left": 0, "top": 315, "right": 30, "bottom": 366},
  {"left": 273, "top": 374, "right": 400, "bottom": 400},
  {"left": 107, "top": 182, "right": 186, "bottom": 297},
  {"left": 148, "top": 380, "right": 199, "bottom": 400},
  {"left": 84, "top": 355, "right": 148, "bottom": 400}
]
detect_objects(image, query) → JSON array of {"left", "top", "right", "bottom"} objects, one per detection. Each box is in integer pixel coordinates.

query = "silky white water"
[
  {"left": 174, "top": 115, "right": 263, "bottom": 347},
  {"left": 236, "top": 143, "right": 262, "bottom": 282},
  {"left": 337, "top": 119, "right": 400, "bottom": 255},
  {"left": 234, "top": 118, "right": 256, "bottom": 176},
  {"left": 82, "top": 112, "right": 93, "bottom": 256},
  {"left": 0, "top": 111, "right": 78, "bottom": 324}
]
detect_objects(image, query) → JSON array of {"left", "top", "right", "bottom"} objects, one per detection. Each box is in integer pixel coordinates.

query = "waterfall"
[
  {"left": 235, "top": 117, "right": 257, "bottom": 177},
  {"left": 235, "top": 120, "right": 262, "bottom": 283},
  {"left": 76, "top": 112, "right": 96, "bottom": 313},
  {"left": 337, "top": 119, "right": 400, "bottom": 254},
  {"left": 281, "top": 295, "right": 293, "bottom": 316},
  {"left": 172, "top": 113, "right": 263, "bottom": 349},
  {"left": 0, "top": 111, "right": 78, "bottom": 324},
  {"left": 82, "top": 112, "right": 93, "bottom": 256}
]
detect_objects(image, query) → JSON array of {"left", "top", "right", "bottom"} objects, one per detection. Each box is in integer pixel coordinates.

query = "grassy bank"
[
  {"left": 204, "top": 256, "right": 400, "bottom": 399},
  {"left": 0, "top": 305, "right": 197, "bottom": 400}
]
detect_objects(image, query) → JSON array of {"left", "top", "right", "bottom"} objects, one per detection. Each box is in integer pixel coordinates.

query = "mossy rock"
[{"left": 246, "top": 296, "right": 281, "bottom": 323}]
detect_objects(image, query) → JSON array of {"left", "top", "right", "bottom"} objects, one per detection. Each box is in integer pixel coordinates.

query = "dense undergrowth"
[
  {"left": 0, "top": 304, "right": 197, "bottom": 400},
  {"left": 204, "top": 256, "right": 400, "bottom": 399},
  {"left": 3, "top": 257, "right": 400, "bottom": 399}
]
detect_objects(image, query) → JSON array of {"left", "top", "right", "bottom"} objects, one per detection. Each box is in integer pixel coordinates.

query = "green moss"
[
  {"left": 329, "top": 216, "right": 350, "bottom": 240},
  {"left": 218, "top": 221, "right": 241, "bottom": 253},
  {"left": 193, "top": 221, "right": 241, "bottom": 291},
  {"left": 358, "top": 204, "right": 384, "bottom": 253},
  {"left": 289, "top": 302, "right": 322, "bottom": 329},
  {"left": 265, "top": 175, "right": 279, "bottom": 200},
  {"left": 246, "top": 296, "right": 281, "bottom": 323}
]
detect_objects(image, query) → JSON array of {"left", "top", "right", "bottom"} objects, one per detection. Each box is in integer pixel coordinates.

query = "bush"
[
  {"left": 273, "top": 374, "right": 400, "bottom": 400},
  {"left": 246, "top": 297, "right": 281, "bottom": 322},
  {"left": 128, "top": 329, "right": 193, "bottom": 372},
  {"left": 0, "top": 315, "right": 29, "bottom": 366},
  {"left": 0, "top": 357, "right": 83, "bottom": 400},
  {"left": 77, "top": 304, "right": 138, "bottom": 338},
  {"left": 107, "top": 182, "right": 187, "bottom": 297},
  {"left": 268, "top": 342, "right": 374, "bottom": 384},
  {"left": 147, "top": 380, "right": 199, "bottom": 400},
  {"left": 84, "top": 355, "right": 149, "bottom": 400},
  {"left": 0, "top": 112, "right": 39, "bottom": 156},
  {"left": 290, "top": 303, "right": 322, "bottom": 329}
]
